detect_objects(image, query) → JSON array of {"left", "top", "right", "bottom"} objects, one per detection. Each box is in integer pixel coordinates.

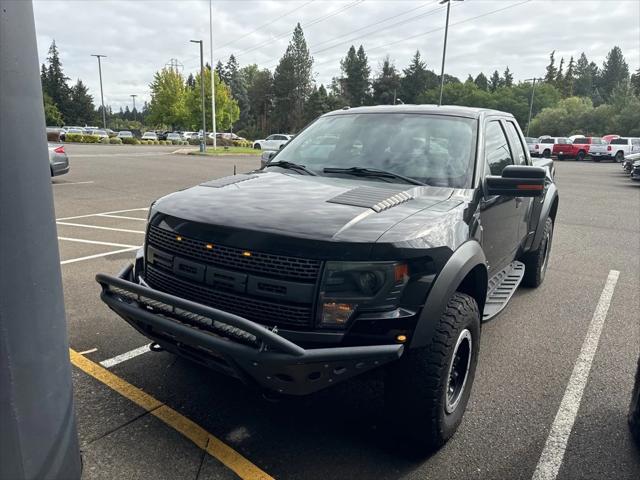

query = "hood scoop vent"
[
  {"left": 327, "top": 186, "right": 414, "bottom": 213},
  {"left": 201, "top": 174, "right": 258, "bottom": 188}
]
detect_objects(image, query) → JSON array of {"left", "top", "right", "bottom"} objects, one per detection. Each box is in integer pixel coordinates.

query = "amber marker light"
[
  {"left": 394, "top": 263, "right": 409, "bottom": 282},
  {"left": 396, "top": 334, "right": 408, "bottom": 343},
  {"left": 175, "top": 236, "right": 183, "bottom": 241},
  {"left": 206, "top": 244, "right": 214, "bottom": 250},
  {"left": 242, "top": 251, "right": 252, "bottom": 257}
]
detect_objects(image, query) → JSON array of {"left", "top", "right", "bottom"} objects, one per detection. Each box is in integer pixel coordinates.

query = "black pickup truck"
[{"left": 97, "top": 105, "right": 558, "bottom": 450}]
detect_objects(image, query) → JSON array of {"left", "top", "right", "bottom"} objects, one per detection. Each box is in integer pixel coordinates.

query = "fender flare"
[
  {"left": 410, "top": 241, "right": 487, "bottom": 349},
  {"left": 531, "top": 184, "right": 558, "bottom": 250}
]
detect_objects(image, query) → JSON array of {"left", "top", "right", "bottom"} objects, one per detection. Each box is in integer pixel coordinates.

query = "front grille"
[
  {"left": 145, "top": 265, "right": 313, "bottom": 328},
  {"left": 147, "top": 225, "right": 320, "bottom": 282}
]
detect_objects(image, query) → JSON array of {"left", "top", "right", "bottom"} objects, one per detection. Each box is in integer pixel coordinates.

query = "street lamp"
[
  {"left": 209, "top": 0, "right": 217, "bottom": 150},
  {"left": 438, "top": 0, "right": 463, "bottom": 106},
  {"left": 91, "top": 54, "right": 107, "bottom": 128},
  {"left": 190, "top": 39, "right": 206, "bottom": 153},
  {"left": 130, "top": 94, "right": 137, "bottom": 121},
  {"left": 524, "top": 78, "right": 542, "bottom": 137}
]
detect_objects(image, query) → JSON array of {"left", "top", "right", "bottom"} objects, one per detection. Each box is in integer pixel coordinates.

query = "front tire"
[
  {"left": 543, "top": 149, "right": 551, "bottom": 158},
  {"left": 253, "top": 143, "right": 261, "bottom": 150},
  {"left": 384, "top": 292, "right": 480, "bottom": 451},
  {"left": 577, "top": 151, "right": 586, "bottom": 161},
  {"left": 522, "top": 217, "right": 553, "bottom": 287}
]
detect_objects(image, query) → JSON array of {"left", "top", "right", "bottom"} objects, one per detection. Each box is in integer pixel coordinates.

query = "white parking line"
[
  {"left": 52, "top": 181, "right": 95, "bottom": 186},
  {"left": 56, "top": 221, "right": 145, "bottom": 234},
  {"left": 58, "top": 236, "right": 139, "bottom": 248},
  {"left": 99, "top": 344, "right": 152, "bottom": 368},
  {"left": 60, "top": 246, "right": 139, "bottom": 265},
  {"left": 97, "top": 213, "right": 147, "bottom": 221},
  {"left": 532, "top": 269, "right": 620, "bottom": 480},
  {"left": 57, "top": 207, "right": 148, "bottom": 222}
]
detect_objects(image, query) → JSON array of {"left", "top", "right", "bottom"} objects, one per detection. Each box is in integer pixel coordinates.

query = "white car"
[
  {"left": 117, "top": 131, "right": 133, "bottom": 139},
  {"left": 90, "top": 129, "right": 109, "bottom": 140},
  {"left": 166, "top": 133, "right": 182, "bottom": 142},
  {"left": 182, "top": 131, "right": 197, "bottom": 140},
  {"left": 525, "top": 137, "right": 537, "bottom": 156},
  {"left": 252, "top": 134, "right": 292, "bottom": 151},
  {"left": 141, "top": 132, "right": 158, "bottom": 141},
  {"left": 606, "top": 137, "right": 640, "bottom": 162}
]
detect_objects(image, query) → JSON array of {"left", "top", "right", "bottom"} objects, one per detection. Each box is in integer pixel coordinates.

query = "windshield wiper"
[
  {"left": 323, "top": 167, "right": 425, "bottom": 186},
  {"left": 265, "top": 161, "right": 317, "bottom": 176}
]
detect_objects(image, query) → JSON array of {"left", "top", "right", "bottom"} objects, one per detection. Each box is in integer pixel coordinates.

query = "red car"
[{"left": 553, "top": 137, "right": 605, "bottom": 161}]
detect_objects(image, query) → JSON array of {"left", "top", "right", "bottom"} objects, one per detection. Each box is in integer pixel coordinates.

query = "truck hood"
[{"left": 153, "top": 171, "right": 455, "bottom": 243}]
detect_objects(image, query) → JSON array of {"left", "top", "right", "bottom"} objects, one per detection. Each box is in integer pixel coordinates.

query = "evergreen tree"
[
  {"left": 124, "top": 106, "right": 131, "bottom": 120},
  {"left": 599, "top": 46, "right": 629, "bottom": 100},
  {"left": 465, "top": 74, "right": 474, "bottom": 84},
  {"left": 340, "top": 45, "right": 371, "bottom": 106},
  {"left": 225, "top": 54, "right": 251, "bottom": 129},
  {"left": 215, "top": 60, "right": 228, "bottom": 85},
  {"left": 41, "top": 40, "right": 72, "bottom": 122},
  {"left": 489, "top": 70, "right": 501, "bottom": 92},
  {"left": 631, "top": 68, "right": 640, "bottom": 96},
  {"left": 544, "top": 50, "right": 558, "bottom": 84},
  {"left": 399, "top": 51, "right": 435, "bottom": 104},
  {"left": 304, "top": 85, "right": 330, "bottom": 123},
  {"left": 272, "top": 23, "right": 313, "bottom": 132},
  {"left": 503, "top": 67, "right": 514, "bottom": 88},
  {"left": 574, "top": 53, "right": 593, "bottom": 97},
  {"left": 186, "top": 73, "right": 195, "bottom": 89},
  {"left": 563, "top": 57, "right": 575, "bottom": 97},
  {"left": 555, "top": 57, "right": 564, "bottom": 88},
  {"left": 474, "top": 72, "right": 488, "bottom": 91},
  {"left": 372, "top": 56, "right": 401, "bottom": 105},
  {"left": 43, "top": 93, "right": 63, "bottom": 126},
  {"left": 67, "top": 79, "right": 94, "bottom": 125}
]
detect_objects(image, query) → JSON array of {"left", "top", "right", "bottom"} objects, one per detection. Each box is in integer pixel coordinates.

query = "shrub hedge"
[
  {"left": 121, "top": 136, "right": 136, "bottom": 145},
  {"left": 109, "top": 137, "right": 123, "bottom": 144},
  {"left": 100, "top": 137, "right": 110, "bottom": 144}
]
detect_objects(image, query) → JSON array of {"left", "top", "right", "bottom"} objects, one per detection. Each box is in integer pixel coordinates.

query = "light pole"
[
  {"left": 91, "top": 54, "right": 107, "bottom": 128},
  {"left": 525, "top": 77, "right": 542, "bottom": 137},
  {"left": 438, "top": 0, "right": 463, "bottom": 106},
  {"left": 209, "top": 0, "right": 217, "bottom": 149},
  {"left": 130, "top": 94, "right": 137, "bottom": 121},
  {"left": 191, "top": 39, "right": 206, "bottom": 153}
]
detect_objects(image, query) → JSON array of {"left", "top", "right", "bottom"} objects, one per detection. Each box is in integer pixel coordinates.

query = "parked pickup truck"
[
  {"left": 553, "top": 136, "right": 607, "bottom": 161},
  {"left": 533, "top": 136, "right": 563, "bottom": 158},
  {"left": 605, "top": 137, "right": 640, "bottom": 162},
  {"left": 97, "top": 105, "right": 558, "bottom": 451}
]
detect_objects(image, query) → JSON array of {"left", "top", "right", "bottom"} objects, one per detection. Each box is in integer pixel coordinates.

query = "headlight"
[{"left": 317, "top": 261, "right": 408, "bottom": 328}]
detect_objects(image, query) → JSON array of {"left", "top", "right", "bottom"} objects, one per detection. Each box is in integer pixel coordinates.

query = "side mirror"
[
  {"left": 260, "top": 150, "right": 276, "bottom": 169},
  {"left": 485, "top": 165, "right": 546, "bottom": 197}
]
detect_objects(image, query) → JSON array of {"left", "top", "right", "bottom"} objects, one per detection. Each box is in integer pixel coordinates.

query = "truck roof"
[{"left": 324, "top": 104, "right": 513, "bottom": 120}]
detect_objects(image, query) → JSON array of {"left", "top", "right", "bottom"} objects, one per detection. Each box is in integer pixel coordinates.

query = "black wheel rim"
[{"left": 445, "top": 329, "right": 472, "bottom": 414}]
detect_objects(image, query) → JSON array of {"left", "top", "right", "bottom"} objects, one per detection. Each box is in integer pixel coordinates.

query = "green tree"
[
  {"left": 67, "top": 79, "right": 95, "bottom": 126},
  {"left": 555, "top": 57, "right": 564, "bottom": 89},
  {"left": 503, "top": 67, "right": 514, "bottom": 88},
  {"left": 474, "top": 72, "right": 488, "bottom": 91},
  {"left": 273, "top": 23, "right": 313, "bottom": 132},
  {"left": 225, "top": 55, "right": 251, "bottom": 130},
  {"left": 630, "top": 68, "right": 640, "bottom": 96},
  {"left": 41, "top": 40, "right": 72, "bottom": 122},
  {"left": 244, "top": 66, "right": 274, "bottom": 138},
  {"left": 372, "top": 56, "right": 401, "bottom": 105},
  {"left": 489, "top": 70, "right": 501, "bottom": 92},
  {"left": 544, "top": 50, "right": 558, "bottom": 84},
  {"left": 563, "top": 57, "right": 575, "bottom": 97},
  {"left": 340, "top": 45, "right": 371, "bottom": 106},
  {"left": 399, "top": 51, "right": 437, "bottom": 104},
  {"left": 599, "top": 46, "right": 630, "bottom": 100},
  {"left": 304, "top": 84, "right": 331, "bottom": 123},
  {"left": 215, "top": 60, "right": 228, "bottom": 85},
  {"left": 574, "top": 53, "right": 593, "bottom": 97},
  {"left": 148, "top": 67, "right": 189, "bottom": 129},
  {"left": 186, "top": 68, "right": 239, "bottom": 132},
  {"left": 43, "top": 93, "right": 63, "bottom": 126}
]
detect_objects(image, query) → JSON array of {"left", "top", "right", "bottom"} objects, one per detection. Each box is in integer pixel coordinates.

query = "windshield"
[
  {"left": 272, "top": 113, "right": 477, "bottom": 188},
  {"left": 119, "top": 131, "right": 132, "bottom": 137}
]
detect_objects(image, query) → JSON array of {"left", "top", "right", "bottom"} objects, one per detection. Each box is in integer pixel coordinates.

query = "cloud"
[{"left": 33, "top": 0, "right": 640, "bottom": 109}]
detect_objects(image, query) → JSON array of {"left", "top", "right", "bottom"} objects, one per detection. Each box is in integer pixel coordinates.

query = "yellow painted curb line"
[{"left": 69, "top": 349, "right": 274, "bottom": 480}]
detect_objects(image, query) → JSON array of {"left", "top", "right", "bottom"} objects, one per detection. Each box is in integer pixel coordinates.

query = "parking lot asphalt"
[{"left": 55, "top": 144, "right": 639, "bottom": 480}]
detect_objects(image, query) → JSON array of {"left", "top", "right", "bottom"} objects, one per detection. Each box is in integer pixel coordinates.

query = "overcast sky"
[{"left": 33, "top": 0, "right": 640, "bottom": 110}]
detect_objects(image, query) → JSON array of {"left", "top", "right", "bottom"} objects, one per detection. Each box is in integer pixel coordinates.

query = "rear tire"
[
  {"left": 629, "top": 356, "right": 640, "bottom": 444},
  {"left": 384, "top": 293, "right": 480, "bottom": 452},
  {"left": 577, "top": 151, "right": 586, "bottom": 161},
  {"left": 521, "top": 217, "right": 553, "bottom": 288},
  {"left": 615, "top": 151, "right": 624, "bottom": 163},
  {"left": 543, "top": 149, "right": 551, "bottom": 158}
]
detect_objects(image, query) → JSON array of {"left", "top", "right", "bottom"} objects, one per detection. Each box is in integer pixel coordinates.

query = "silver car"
[{"left": 48, "top": 143, "right": 69, "bottom": 176}]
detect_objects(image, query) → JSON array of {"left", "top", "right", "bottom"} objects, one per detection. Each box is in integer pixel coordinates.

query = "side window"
[
  {"left": 505, "top": 121, "right": 527, "bottom": 165},
  {"left": 485, "top": 121, "right": 514, "bottom": 175},
  {"left": 266, "top": 135, "right": 275, "bottom": 140},
  {"left": 632, "top": 139, "right": 640, "bottom": 146}
]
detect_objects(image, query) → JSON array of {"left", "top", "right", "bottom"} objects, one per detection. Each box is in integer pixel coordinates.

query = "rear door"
[
  {"left": 479, "top": 119, "right": 521, "bottom": 275},
  {"left": 504, "top": 120, "right": 533, "bottom": 246}
]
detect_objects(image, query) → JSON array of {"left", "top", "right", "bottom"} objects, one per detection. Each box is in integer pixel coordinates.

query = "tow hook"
[{"left": 150, "top": 342, "right": 164, "bottom": 352}]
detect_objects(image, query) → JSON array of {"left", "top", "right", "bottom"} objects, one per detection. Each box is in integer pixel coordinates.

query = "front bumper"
[{"left": 96, "top": 264, "right": 404, "bottom": 395}]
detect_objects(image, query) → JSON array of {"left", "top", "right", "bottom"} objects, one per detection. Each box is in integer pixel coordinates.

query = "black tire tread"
[
  {"left": 385, "top": 293, "right": 479, "bottom": 450},
  {"left": 521, "top": 217, "right": 553, "bottom": 288}
]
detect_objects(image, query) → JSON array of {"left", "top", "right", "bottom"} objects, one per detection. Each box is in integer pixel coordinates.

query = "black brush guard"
[{"left": 96, "top": 264, "right": 404, "bottom": 395}]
